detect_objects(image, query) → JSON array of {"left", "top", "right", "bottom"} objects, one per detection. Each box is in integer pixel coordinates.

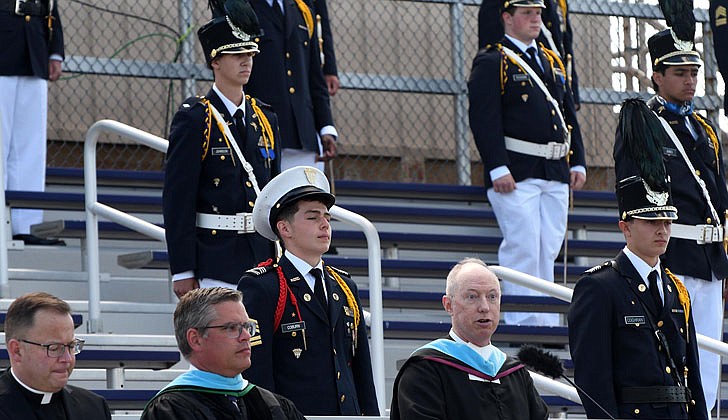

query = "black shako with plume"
[
  {"left": 658, "top": 0, "right": 695, "bottom": 44},
  {"left": 207, "top": 0, "right": 261, "bottom": 36},
  {"left": 517, "top": 345, "right": 616, "bottom": 420},
  {"left": 618, "top": 98, "right": 671, "bottom": 191}
]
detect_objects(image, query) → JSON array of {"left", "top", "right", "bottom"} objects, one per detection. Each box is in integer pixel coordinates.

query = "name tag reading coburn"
[{"left": 281, "top": 321, "right": 306, "bottom": 333}]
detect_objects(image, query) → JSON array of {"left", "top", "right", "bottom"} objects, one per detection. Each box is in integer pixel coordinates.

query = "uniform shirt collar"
[
  {"left": 10, "top": 368, "right": 55, "bottom": 404},
  {"left": 212, "top": 84, "right": 246, "bottom": 119},
  {"left": 504, "top": 34, "right": 538, "bottom": 55},
  {"left": 285, "top": 250, "right": 324, "bottom": 292},
  {"left": 623, "top": 246, "right": 662, "bottom": 286}
]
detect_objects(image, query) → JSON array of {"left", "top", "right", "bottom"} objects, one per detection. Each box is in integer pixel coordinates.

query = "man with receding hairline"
[
  {"left": 391, "top": 258, "right": 548, "bottom": 420},
  {"left": 0, "top": 292, "right": 110, "bottom": 419}
]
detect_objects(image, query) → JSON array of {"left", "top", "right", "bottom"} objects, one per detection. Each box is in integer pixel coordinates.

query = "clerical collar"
[
  {"left": 10, "top": 368, "right": 55, "bottom": 404},
  {"left": 655, "top": 95, "right": 694, "bottom": 116},
  {"left": 449, "top": 329, "right": 496, "bottom": 360}
]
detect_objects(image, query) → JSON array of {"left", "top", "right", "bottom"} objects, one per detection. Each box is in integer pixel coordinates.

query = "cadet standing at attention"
[
  {"left": 238, "top": 166, "right": 379, "bottom": 416},
  {"left": 163, "top": 0, "right": 282, "bottom": 298}
]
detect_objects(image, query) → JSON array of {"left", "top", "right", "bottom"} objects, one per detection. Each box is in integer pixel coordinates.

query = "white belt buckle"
[
  {"left": 712, "top": 226, "right": 722, "bottom": 243},
  {"left": 698, "top": 225, "right": 712, "bottom": 244},
  {"left": 236, "top": 213, "right": 254, "bottom": 234},
  {"left": 546, "top": 142, "right": 566, "bottom": 160}
]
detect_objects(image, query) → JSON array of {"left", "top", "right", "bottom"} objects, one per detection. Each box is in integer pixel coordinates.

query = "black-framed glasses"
[
  {"left": 200, "top": 321, "right": 257, "bottom": 339},
  {"left": 20, "top": 338, "right": 85, "bottom": 358}
]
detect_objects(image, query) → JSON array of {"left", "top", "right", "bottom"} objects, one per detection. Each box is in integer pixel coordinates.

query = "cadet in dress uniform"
[
  {"left": 613, "top": 9, "right": 728, "bottom": 410},
  {"left": 237, "top": 166, "right": 379, "bottom": 416},
  {"left": 246, "top": 0, "right": 336, "bottom": 171},
  {"left": 569, "top": 169, "right": 707, "bottom": 418},
  {"left": 0, "top": 0, "right": 65, "bottom": 245},
  {"left": 478, "top": 0, "right": 580, "bottom": 106},
  {"left": 710, "top": 0, "right": 728, "bottom": 113},
  {"left": 468, "top": 0, "right": 586, "bottom": 326},
  {"left": 163, "top": 0, "right": 281, "bottom": 298}
]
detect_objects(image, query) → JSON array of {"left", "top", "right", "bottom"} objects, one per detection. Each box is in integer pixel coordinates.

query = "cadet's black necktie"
[
  {"left": 526, "top": 46, "right": 543, "bottom": 76},
  {"left": 272, "top": 0, "right": 284, "bottom": 23},
  {"left": 311, "top": 268, "right": 328, "bottom": 309},
  {"left": 233, "top": 109, "right": 246, "bottom": 142},
  {"left": 648, "top": 270, "right": 663, "bottom": 312}
]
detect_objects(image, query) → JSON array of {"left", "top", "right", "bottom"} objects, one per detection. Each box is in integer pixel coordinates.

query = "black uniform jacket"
[
  {"left": 238, "top": 255, "right": 379, "bottom": 416},
  {"left": 0, "top": 0, "right": 63, "bottom": 79},
  {"left": 141, "top": 385, "right": 305, "bottom": 420},
  {"left": 0, "top": 369, "right": 111, "bottom": 419},
  {"left": 311, "top": 0, "right": 337, "bottom": 77},
  {"left": 568, "top": 252, "right": 707, "bottom": 419},
  {"left": 614, "top": 97, "right": 728, "bottom": 281},
  {"left": 477, "top": 0, "right": 579, "bottom": 103},
  {"left": 247, "top": 0, "right": 333, "bottom": 152},
  {"left": 709, "top": 0, "right": 728, "bottom": 111},
  {"left": 468, "top": 37, "right": 585, "bottom": 190},
  {"left": 391, "top": 346, "right": 548, "bottom": 420},
  {"left": 163, "top": 89, "right": 281, "bottom": 284}
]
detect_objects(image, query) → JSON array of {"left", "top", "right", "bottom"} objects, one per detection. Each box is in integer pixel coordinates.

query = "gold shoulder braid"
[
  {"left": 199, "top": 98, "right": 214, "bottom": 161},
  {"left": 539, "top": 43, "right": 567, "bottom": 81},
  {"left": 325, "top": 265, "right": 361, "bottom": 351},
  {"left": 499, "top": 44, "right": 532, "bottom": 93},
  {"left": 664, "top": 268, "right": 690, "bottom": 330},
  {"left": 200, "top": 97, "right": 236, "bottom": 166},
  {"left": 247, "top": 95, "right": 275, "bottom": 157},
  {"left": 294, "top": 0, "right": 314, "bottom": 38},
  {"left": 691, "top": 112, "right": 720, "bottom": 171}
]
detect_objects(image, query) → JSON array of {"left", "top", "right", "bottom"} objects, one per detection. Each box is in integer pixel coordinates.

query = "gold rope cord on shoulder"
[
  {"left": 247, "top": 95, "right": 275, "bottom": 157},
  {"left": 539, "top": 43, "right": 567, "bottom": 80},
  {"left": 499, "top": 44, "right": 533, "bottom": 93},
  {"left": 692, "top": 112, "right": 720, "bottom": 170},
  {"left": 325, "top": 265, "right": 361, "bottom": 350},
  {"left": 200, "top": 98, "right": 213, "bottom": 161},
  {"left": 294, "top": 0, "right": 314, "bottom": 38},
  {"left": 557, "top": 0, "right": 568, "bottom": 20},
  {"left": 664, "top": 268, "right": 690, "bottom": 328},
  {"left": 201, "top": 98, "right": 236, "bottom": 166}
]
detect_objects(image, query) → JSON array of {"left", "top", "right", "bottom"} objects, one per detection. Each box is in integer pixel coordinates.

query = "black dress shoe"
[{"left": 12, "top": 234, "right": 66, "bottom": 246}]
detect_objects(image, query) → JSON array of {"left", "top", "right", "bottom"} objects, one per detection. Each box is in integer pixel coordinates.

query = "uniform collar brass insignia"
[
  {"left": 292, "top": 348, "right": 303, "bottom": 359},
  {"left": 521, "top": 94, "right": 528, "bottom": 102},
  {"left": 643, "top": 179, "right": 668, "bottom": 206}
]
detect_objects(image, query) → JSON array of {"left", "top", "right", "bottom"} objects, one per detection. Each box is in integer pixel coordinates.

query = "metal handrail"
[{"left": 83, "top": 119, "right": 386, "bottom": 414}]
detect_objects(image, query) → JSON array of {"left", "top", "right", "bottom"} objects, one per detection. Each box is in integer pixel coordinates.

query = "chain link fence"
[{"left": 47, "top": 0, "right": 724, "bottom": 190}]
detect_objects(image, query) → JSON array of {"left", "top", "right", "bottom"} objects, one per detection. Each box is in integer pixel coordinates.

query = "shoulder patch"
[
  {"left": 327, "top": 265, "right": 350, "bottom": 277},
  {"left": 245, "top": 265, "right": 273, "bottom": 276},
  {"left": 584, "top": 261, "right": 613, "bottom": 275}
]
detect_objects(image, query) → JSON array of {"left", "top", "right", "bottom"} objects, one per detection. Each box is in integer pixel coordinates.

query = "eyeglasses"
[
  {"left": 201, "top": 321, "right": 257, "bottom": 339},
  {"left": 20, "top": 338, "right": 85, "bottom": 358}
]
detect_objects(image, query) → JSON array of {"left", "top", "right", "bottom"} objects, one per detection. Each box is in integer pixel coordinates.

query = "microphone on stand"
[{"left": 517, "top": 344, "right": 615, "bottom": 420}]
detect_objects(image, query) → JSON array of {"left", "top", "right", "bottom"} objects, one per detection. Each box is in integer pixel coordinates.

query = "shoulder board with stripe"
[
  {"left": 245, "top": 265, "right": 274, "bottom": 276},
  {"left": 327, "top": 265, "right": 350, "bottom": 277},
  {"left": 584, "top": 260, "right": 613, "bottom": 275}
]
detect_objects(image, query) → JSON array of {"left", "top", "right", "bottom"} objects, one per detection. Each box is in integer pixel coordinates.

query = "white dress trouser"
[
  {"left": 675, "top": 273, "right": 722, "bottom": 414},
  {"left": 487, "top": 178, "right": 568, "bottom": 326},
  {"left": 281, "top": 148, "right": 324, "bottom": 172},
  {"left": 0, "top": 76, "right": 47, "bottom": 235}
]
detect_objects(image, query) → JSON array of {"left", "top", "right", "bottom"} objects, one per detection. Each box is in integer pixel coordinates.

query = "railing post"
[
  {"left": 178, "top": 0, "right": 196, "bottom": 99},
  {"left": 84, "top": 122, "right": 103, "bottom": 333},
  {"left": 451, "top": 0, "right": 471, "bottom": 186},
  {"left": 0, "top": 108, "right": 8, "bottom": 297}
]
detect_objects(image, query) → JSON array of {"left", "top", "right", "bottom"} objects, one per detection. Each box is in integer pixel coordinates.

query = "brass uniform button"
[
  {"left": 220, "top": 155, "right": 226, "bottom": 161},
  {"left": 680, "top": 327, "right": 684, "bottom": 333},
  {"left": 551, "top": 109, "right": 556, "bottom": 116},
  {"left": 246, "top": 181, "right": 252, "bottom": 188},
  {"left": 707, "top": 217, "right": 712, "bottom": 224},
  {"left": 666, "top": 366, "right": 671, "bottom": 374},
  {"left": 657, "top": 320, "right": 664, "bottom": 327},
  {"left": 255, "top": 37, "right": 260, "bottom": 42},
  {"left": 292, "top": 332, "right": 297, "bottom": 337},
  {"left": 340, "top": 395, "right": 345, "bottom": 403},
  {"left": 521, "top": 82, "right": 526, "bottom": 87},
  {"left": 695, "top": 169, "right": 701, "bottom": 176},
  {"left": 304, "top": 41, "right": 308, "bottom": 46},
  {"left": 25, "top": 15, "right": 30, "bottom": 22},
  {"left": 248, "top": 201, "right": 255, "bottom": 208},
  {"left": 691, "top": 399, "right": 696, "bottom": 405},
  {"left": 286, "top": 52, "right": 290, "bottom": 59},
  {"left": 218, "top": 138, "right": 223, "bottom": 143},
  {"left": 638, "top": 284, "right": 646, "bottom": 292},
  {"left": 287, "top": 70, "right": 292, "bottom": 76},
  {"left": 211, "top": 230, "right": 217, "bottom": 235},
  {"left": 337, "top": 371, "right": 341, "bottom": 379},
  {"left": 634, "top": 408, "right": 640, "bottom": 414},
  {"left": 333, "top": 349, "right": 337, "bottom": 355},
  {"left": 553, "top": 124, "right": 558, "bottom": 131},
  {"left": 289, "top": 87, "right": 295, "bottom": 94}
]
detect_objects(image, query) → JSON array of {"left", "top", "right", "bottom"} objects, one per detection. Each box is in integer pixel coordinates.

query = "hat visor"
[
  {"left": 631, "top": 210, "right": 678, "bottom": 221},
  {"left": 660, "top": 55, "right": 703, "bottom": 67},
  {"left": 219, "top": 44, "right": 260, "bottom": 55}
]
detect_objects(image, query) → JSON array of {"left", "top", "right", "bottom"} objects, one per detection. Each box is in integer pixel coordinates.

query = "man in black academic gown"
[
  {"left": 142, "top": 287, "right": 305, "bottom": 420},
  {"left": 0, "top": 292, "right": 110, "bottom": 420},
  {"left": 390, "top": 258, "right": 548, "bottom": 420}
]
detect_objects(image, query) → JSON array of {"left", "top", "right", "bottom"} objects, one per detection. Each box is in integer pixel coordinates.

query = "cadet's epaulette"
[
  {"left": 179, "top": 95, "right": 206, "bottom": 111},
  {"left": 583, "top": 260, "right": 613, "bottom": 275},
  {"left": 251, "top": 97, "right": 273, "bottom": 109},
  {"left": 245, "top": 265, "right": 274, "bottom": 276},
  {"left": 327, "top": 265, "right": 350, "bottom": 278}
]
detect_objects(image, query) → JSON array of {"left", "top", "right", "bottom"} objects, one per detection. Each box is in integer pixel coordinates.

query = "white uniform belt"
[
  {"left": 196, "top": 212, "right": 254, "bottom": 233},
  {"left": 504, "top": 136, "right": 568, "bottom": 160},
  {"left": 671, "top": 223, "right": 724, "bottom": 244}
]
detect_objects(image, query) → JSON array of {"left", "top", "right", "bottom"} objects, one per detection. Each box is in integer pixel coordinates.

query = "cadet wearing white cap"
[
  {"left": 163, "top": 0, "right": 282, "bottom": 298},
  {"left": 237, "top": 166, "right": 379, "bottom": 416}
]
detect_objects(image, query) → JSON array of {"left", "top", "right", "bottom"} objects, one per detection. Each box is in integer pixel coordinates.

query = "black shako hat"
[
  {"left": 617, "top": 176, "right": 678, "bottom": 221},
  {"left": 649, "top": 0, "right": 702, "bottom": 69},
  {"left": 198, "top": 0, "right": 261, "bottom": 67}
]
